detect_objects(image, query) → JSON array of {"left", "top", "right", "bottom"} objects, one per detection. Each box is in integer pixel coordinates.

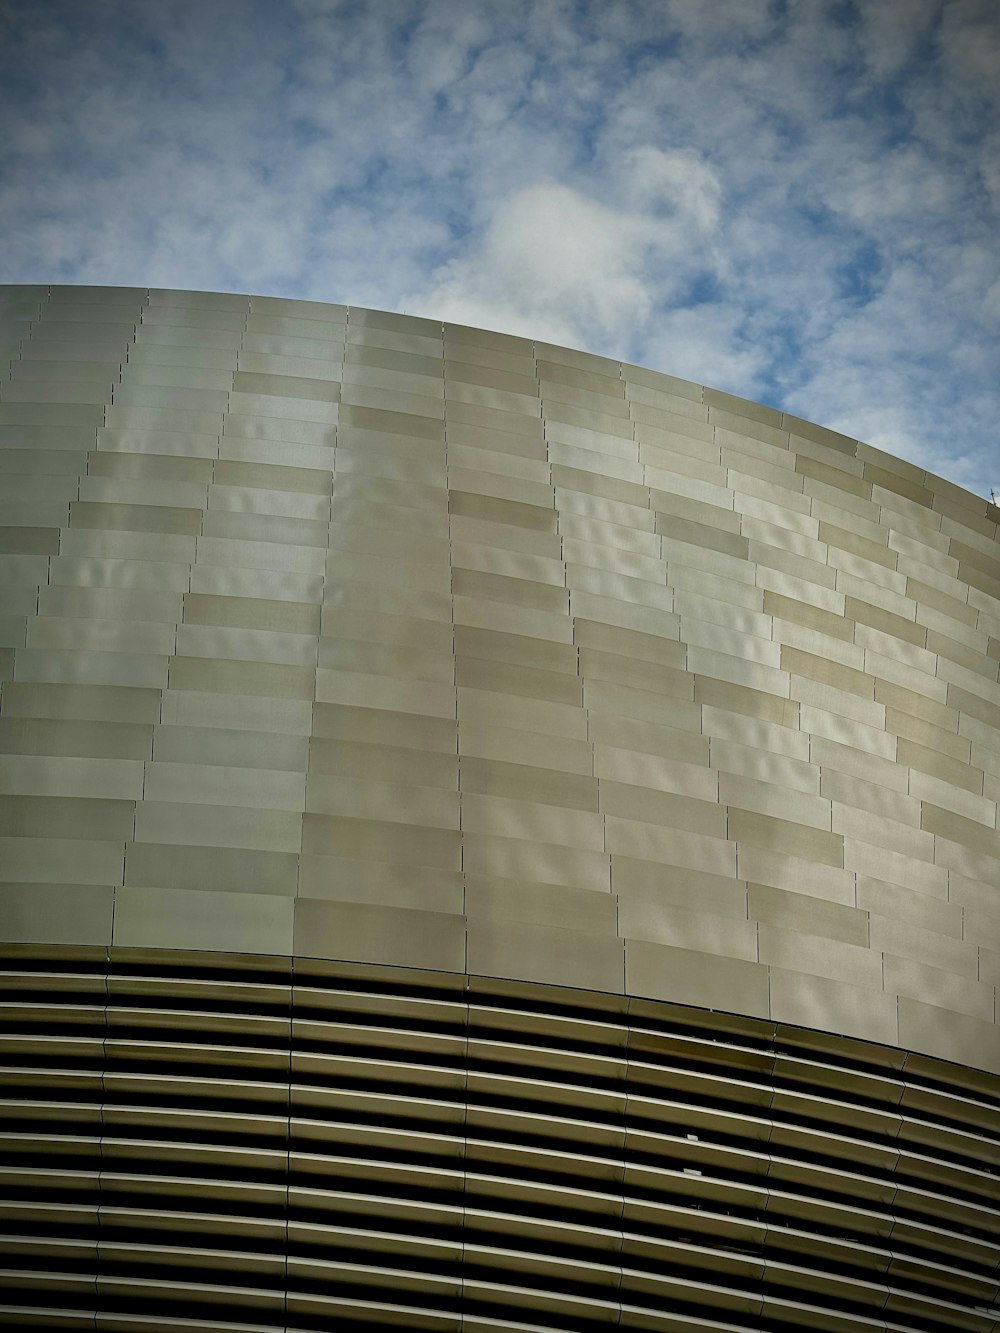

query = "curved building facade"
[{"left": 1, "top": 284, "right": 999, "bottom": 1330}]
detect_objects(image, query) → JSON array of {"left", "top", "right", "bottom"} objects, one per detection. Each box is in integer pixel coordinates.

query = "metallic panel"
[
  {"left": 2, "top": 949, "right": 997, "bottom": 1330},
  {"left": 1, "top": 284, "right": 998, "bottom": 1095}
]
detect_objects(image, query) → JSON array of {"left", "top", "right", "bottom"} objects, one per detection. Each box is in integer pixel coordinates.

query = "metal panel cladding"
[
  {"left": 2, "top": 284, "right": 1000, "bottom": 1333},
  {"left": 0, "top": 283, "right": 999, "bottom": 1074}
]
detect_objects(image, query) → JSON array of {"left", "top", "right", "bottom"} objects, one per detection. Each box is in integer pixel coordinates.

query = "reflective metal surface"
[
  {"left": 2, "top": 284, "right": 1000, "bottom": 1330},
  {"left": 2, "top": 284, "right": 999, "bottom": 1075},
  {"left": 0, "top": 945, "right": 998, "bottom": 1332}
]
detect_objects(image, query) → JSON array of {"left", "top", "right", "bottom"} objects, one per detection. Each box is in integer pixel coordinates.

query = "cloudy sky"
[{"left": 1, "top": 0, "right": 997, "bottom": 497}]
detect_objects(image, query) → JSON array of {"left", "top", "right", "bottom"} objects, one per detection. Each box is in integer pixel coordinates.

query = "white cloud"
[
  {"left": 857, "top": 0, "right": 938, "bottom": 83},
  {"left": 407, "top": 147, "right": 723, "bottom": 354}
]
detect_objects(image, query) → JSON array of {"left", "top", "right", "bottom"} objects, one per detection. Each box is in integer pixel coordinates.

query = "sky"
[{"left": 0, "top": 0, "right": 997, "bottom": 499}]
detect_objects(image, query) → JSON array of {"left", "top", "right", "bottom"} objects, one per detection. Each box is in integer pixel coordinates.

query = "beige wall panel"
[
  {"left": 143, "top": 761, "right": 305, "bottom": 811},
  {"left": 169, "top": 655, "right": 314, "bottom": 699},
  {"left": 0, "top": 884, "right": 114, "bottom": 955},
  {"left": 2, "top": 286, "right": 999, "bottom": 1076},
  {"left": 568, "top": 565, "right": 672, "bottom": 614},
  {"left": 583, "top": 681, "right": 699, "bottom": 728},
  {"left": 809, "top": 735, "right": 905, "bottom": 791},
  {"left": 749, "top": 883, "right": 867, "bottom": 947},
  {"left": 606, "top": 817, "right": 736, "bottom": 877},
  {"left": 29, "top": 613, "right": 177, "bottom": 659},
  {"left": 16, "top": 646, "right": 170, "bottom": 690},
  {"left": 909, "top": 769, "right": 996, "bottom": 825},
  {"left": 468, "top": 919, "right": 624, "bottom": 992},
  {"left": 298, "top": 854, "right": 464, "bottom": 914},
  {"left": 712, "top": 739, "right": 818, "bottom": 795},
  {"left": 897, "top": 998, "right": 1000, "bottom": 1074},
  {"left": 306, "top": 772, "right": 459, "bottom": 829},
  {"left": 691, "top": 646, "right": 791, "bottom": 697},
  {"left": 703, "top": 709, "right": 807, "bottom": 763},
  {"left": 741, "top": 515, "right": 821, "bottom": 558},
  {"left": 207, "top": 486, "right": 331, "bottom": 524},
  {"left": 465, "top": 875, "right": 615, "bottom": 930},
  {"left": 187, "top": 595, "right": 320, "bottom": 637},
  {"left": 224, "top": 415, "right": 335, "bottom": 451},
  {"left": 722, "top": 773, "right": 832, "bottom": 830},
  {"left": 580, "top": 649, "right": 690, "bottom": 699},
  {"left": 318, "top": 637, "right": 452, "bottom": 684},
  {"left": 625, "top": 939, "right": 770, "bottom": 1017},
  {"left": 889, "top": 709, "right": 971, "bottom": 762},
  {"left": 462, "top": 756, "right": 597, "bottom": 812},
  {"left": 337, "top": 448, "right": 446, "bottom": 488},
  {"left": 565, "top": 541, "right": 666, "bottom": 586},
  {"left": 452, "top": 540, "right": 564, "bottom": 586},
  {"left": 733, "top": 846, "right": 856, "bottom": 904},
  {"left": 600, "top": 781, "right": 725, "bottom": 837},
  {"left": 293, "top": 899, "right": 464, "bottom": 972},
  {"left": 0, "top": 833, "right": 124, "bottom": 883},
  {"left": 458, "top": 686, "right": 588, "bottom": 740},
  {"left": 2, "top": 680, "right": 163, "bottom": 723},
  {"left": 697, "top": 681, "right": 799, "bottom": 731},
  {"left": 125, "top": 841, "right": 298, "bottom": 896},
  {"left": 978, "top": 945, "right": 1000, "bottom": 987},
  {"left": 820, "top": 770, "right": 921, "bottom": 827},
  {"left": 134, "top": 801, "right": 302, "bottom": 853},
  {"left": 312, "top": 736, "right": 457, "bottom": 787},
  {"left": 872, "top": 916, "right": 979, "bottom": 979},
  {"left": 570, "top": 592, "right": 679, "bottom": 639},
  {"left": 677, "top": 595, "right": 773, "bottom": 642},
  {"left": 769, "top": 969, "right": 898, "bottom": 1048},
  {"left": 188, "top": 569, "right": 324, "bottom": 607},
  {"left": 463, "top": 832, "right": 610, "bottom": 892},
  {"left": 113, "top": 885, "right": 294, "bottom": 954},
  {"left": 311, "top": 702, "right": 456, "bottom": 751},
  {"left": 801, "top": 705, "right": 896, "bottom": 760},
  {"left": 195, "top": 533, "right": 325, "bottom": 575},
  {"left": 177, "top": 624, "right": 316, "bottom": 667},
  {"left": 552, "top": 442, "right": 642, "bottom": 485},
  {"left": 782, "top": 645, "right": 873, "bottom": 699},
  {"left": 463, "top": 792, "right": 604, "bottom": 852},
  {"left": 40, "top": 585, "right": 185, "bottom": 624},
  {"left": 0, "top": 754, "right": 143, "bottom": 801},
  {"left": 740, "top": 492, "right": 817, "bottom": 535},
  {"left": 730, "top": 809, "right": 843, "bottom": 866},
  {"left": 614, "top": 859, "right": 746, "bottom": 919},
  {"left": 833, "top": 805, "right": 935, "bottom": 860},
  {"left": 759, "top": 924, "right": 883, "bottom": 989},
  {"left": 461, "top": 721, "right": 592, "bottom": 776},
  {"left": 301, "top": 813, "right": 460, "bottom": 869},
  {"left": 315, "top": 668, "right": 454, "bottom": 718},
  {"left": 595, "top": 745, "right": 715, "bottom": 801},
  {"left": 558, "top": 489, "right": 650, "bottom": 533},
  {"left": 856, "top": 875, "right": 961, "bottom": 935},
  {"left": 557, "top": 458, "right": 643, "bottom": 502},
  {"left": 752, "top": 543, "right": 837, "bottom": 592},
  {"left": 160, "top": 689, "right": 312, "bottom": 736},
  {"left": 683, "top": 617, "right": 779, "bottom": 664},
  {"left": 448, "top": 405, "right": 544, "bottom": 445},
  {"left": 619, "top": 899, "right": 758, "bottom": 960},
  {"left": 451, "top": 518, "right": 559, "bottom": 562},
  {"left": 931, "top": 835, "right": 998, "bottom": 884}
]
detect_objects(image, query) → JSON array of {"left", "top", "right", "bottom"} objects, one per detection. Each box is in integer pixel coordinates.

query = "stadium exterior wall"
[{"left": 1, "top": 284, "right": 999, "bottom": 1331}]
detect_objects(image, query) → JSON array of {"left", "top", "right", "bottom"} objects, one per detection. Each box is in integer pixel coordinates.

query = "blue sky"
[{"left": 1, "top": 0, "right": 997, "bottom": 497}]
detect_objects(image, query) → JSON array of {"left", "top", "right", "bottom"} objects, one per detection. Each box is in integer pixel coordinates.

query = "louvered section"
[{"left": 1, "top": 945, "right": 998, "bottom": 1332}]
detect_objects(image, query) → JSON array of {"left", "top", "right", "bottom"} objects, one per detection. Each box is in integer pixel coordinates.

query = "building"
[{"left": 1, "top": 283, "right": 999, "bottom": 1331}]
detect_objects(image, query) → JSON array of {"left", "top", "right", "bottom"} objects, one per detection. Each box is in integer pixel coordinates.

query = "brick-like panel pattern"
[{"left": 1, "top": 285, "right": 998, "bottom": 1072}]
